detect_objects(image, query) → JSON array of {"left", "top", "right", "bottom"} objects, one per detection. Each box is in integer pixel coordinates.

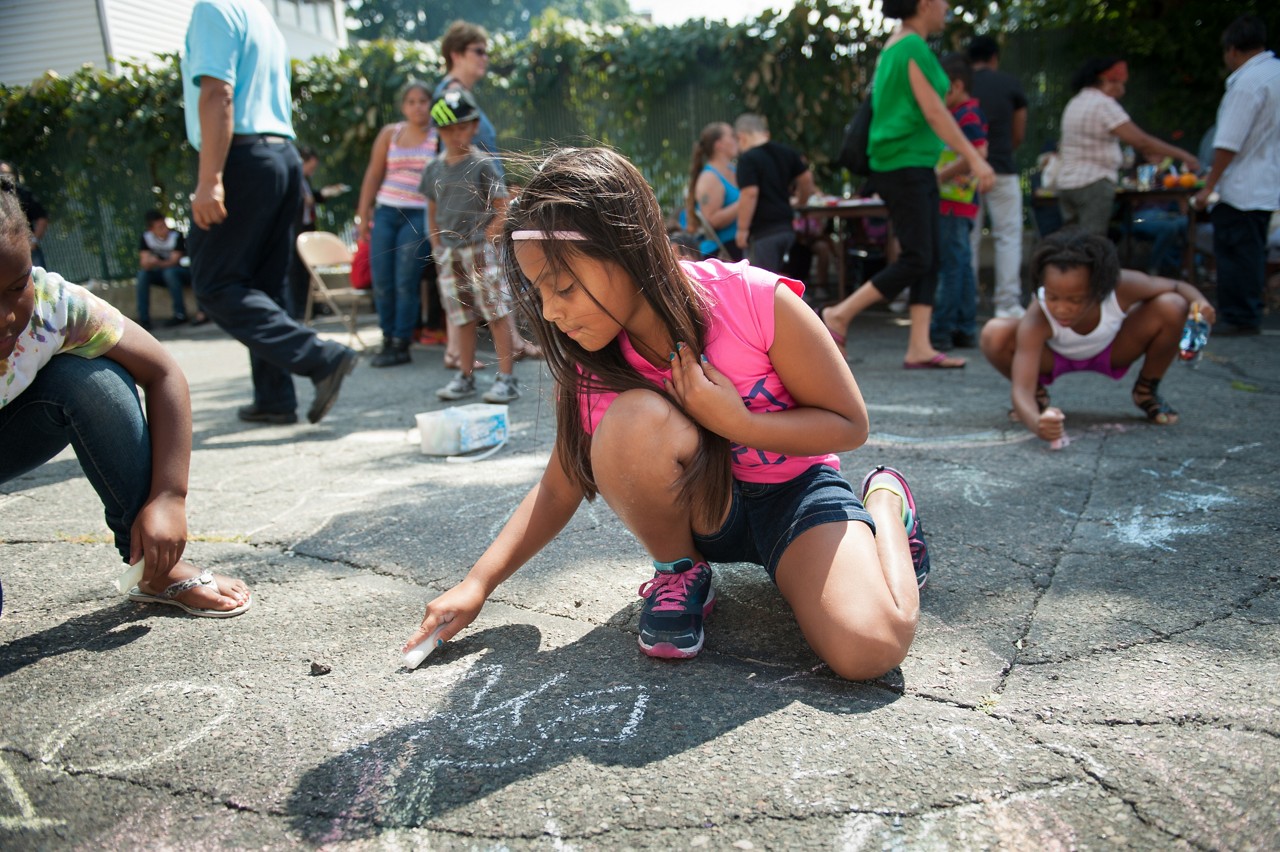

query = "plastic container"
[
  {"left": 1179, "top": 305, "right": 1210, "bottom": 363},
  {"left": 415, "top": 404, "right": 508, "bottom": 456}
]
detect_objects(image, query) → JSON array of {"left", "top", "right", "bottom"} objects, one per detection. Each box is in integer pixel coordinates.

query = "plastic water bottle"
[{"left": 1179, "top": 305, "right": 1209, "bottom": 363}]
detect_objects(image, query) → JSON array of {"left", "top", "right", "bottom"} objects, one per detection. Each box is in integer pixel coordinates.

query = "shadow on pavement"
[{"left": 285, "top": 620, "right": 899, "bottom": 843}]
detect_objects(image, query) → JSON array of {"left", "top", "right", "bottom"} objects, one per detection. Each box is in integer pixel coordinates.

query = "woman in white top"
[{"left": 1056, "top": 57, "right": 1200, "bottom": 236}]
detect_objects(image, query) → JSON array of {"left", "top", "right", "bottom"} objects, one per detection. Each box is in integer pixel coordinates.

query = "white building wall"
[
  {"left": 103, "top": 0, "right": 196, "bottom": 68},
  {"left": 0, "top": 0, "right": 347, "bottom": 86},
  {"left": 0, "top": 0, "right": 108, "bottom": 86}
]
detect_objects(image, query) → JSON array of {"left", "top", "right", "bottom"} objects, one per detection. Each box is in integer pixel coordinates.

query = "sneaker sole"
[{"left": 636, "top": 589, "right": 716, "bottom": 660}]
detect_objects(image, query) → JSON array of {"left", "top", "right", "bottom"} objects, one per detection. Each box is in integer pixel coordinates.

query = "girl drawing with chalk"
[
  {"left": 980, "top": 228, "right": 1215, "bottom": 444},
  {"left": 0, "top": 185, "right": 250, "bottom": 617},
  {"left": 405, "top": 148, "right": 926, "bottom": 680}
]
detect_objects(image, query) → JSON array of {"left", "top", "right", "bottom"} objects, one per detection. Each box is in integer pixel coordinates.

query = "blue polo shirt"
[{"left": 181, "top": 0, "right": 294, "bottom": 150}]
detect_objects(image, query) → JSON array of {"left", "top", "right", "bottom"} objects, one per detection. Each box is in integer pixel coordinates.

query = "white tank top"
[{"left": 1037, "top": 287, "right": 1128, "bottom": 360}]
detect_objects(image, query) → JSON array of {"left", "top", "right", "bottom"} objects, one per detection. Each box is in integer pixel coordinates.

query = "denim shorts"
[{"left": 693, "top": 464, "right": 875, "bottom": 582}]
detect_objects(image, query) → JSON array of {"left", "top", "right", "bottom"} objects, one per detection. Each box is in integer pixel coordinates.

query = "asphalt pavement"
[{"left": 2, "top": 307, "right": 1277, "bottom": 850}]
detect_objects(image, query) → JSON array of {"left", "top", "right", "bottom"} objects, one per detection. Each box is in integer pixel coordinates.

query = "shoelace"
[{"left": 638, "top": 569, "right": 699, "bottom": 613}]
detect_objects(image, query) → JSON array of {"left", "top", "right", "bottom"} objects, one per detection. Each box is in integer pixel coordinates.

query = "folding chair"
[
  {"left": 295, "top": 231, "right": 372, "bottom": 349},
  {"left": 695, "top": 208, "right": 734, "bottom": 261}
]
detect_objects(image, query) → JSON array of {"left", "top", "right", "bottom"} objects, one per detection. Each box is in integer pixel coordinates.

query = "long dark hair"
[
  {"left": 501, "top": 147, "right": 732, "bottom": 528},
  {"left": 685, "top": 122, "right": 730, "bottom": 234}
]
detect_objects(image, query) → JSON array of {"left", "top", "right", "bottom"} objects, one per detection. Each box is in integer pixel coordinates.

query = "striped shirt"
[
  {"left": 375, "top": 123, "right": 436, "bottom": 210},
  {"left": 1213, "top": 51, "right": 1280, "bottom": 212},
  {"left": 938, "top": 98, "right": 988, "bottom": 219}
]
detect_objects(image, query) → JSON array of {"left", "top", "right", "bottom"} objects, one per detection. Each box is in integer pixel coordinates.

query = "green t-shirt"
[{"left": 869, "top": 34, "right": 949, "bottom": 172}]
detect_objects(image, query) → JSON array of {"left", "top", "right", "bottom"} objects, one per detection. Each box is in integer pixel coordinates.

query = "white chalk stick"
[
  {"left": 403, "top": 623, "right": 449, "bottom": 669},
  {"left": 115, "top": 561, "right": 145, "bottom": 594},
  {"left": 1049, "top": 433, "right": 1070, "bottom": 451}
]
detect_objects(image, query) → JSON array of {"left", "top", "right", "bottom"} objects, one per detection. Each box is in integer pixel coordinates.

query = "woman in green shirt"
[{"left": 822, "top": 0, "right": 994, "bottom": 368}]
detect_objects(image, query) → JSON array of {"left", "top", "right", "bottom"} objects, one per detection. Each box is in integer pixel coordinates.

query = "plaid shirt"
[{"left": 1057, "top": 87, "right": 1130, "bottom": 190}]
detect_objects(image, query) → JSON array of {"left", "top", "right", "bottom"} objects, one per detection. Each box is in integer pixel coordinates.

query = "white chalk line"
[
  {"left": 39, "top": 682, "right": 234, "bottom": 774},
  {"left": 0, "top": 754, "right": 65, "bottom": 830}
]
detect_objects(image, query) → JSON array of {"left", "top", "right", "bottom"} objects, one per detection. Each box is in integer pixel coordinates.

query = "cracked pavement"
[{"left": 1, "top": 309, "right": 1277, "bottom": 850}]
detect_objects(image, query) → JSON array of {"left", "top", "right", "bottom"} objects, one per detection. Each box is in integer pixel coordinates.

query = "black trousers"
[
  {"left": 869, "top": 166, "right": 940, "bottom": 306},
  {"left": 1210, "top": 202, "right": 1271, "bottom": 330},
  {"left": 188, "top": 140, "right": 345, "bottom": 413}
]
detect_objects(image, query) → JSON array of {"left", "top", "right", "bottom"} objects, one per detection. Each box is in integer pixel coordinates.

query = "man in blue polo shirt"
[{"left": 183, "top": 0, "right": 356, "bottom": 424}]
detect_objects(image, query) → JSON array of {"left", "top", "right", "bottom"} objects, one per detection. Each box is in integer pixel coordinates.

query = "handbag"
[{"left": 837, "top": 96, "right": 873, "bottom": 177}]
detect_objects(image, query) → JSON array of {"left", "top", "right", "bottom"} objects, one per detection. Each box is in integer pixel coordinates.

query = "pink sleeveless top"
[
  {"left": 375, "top": 122, "right": 435, "bottom": 209},
  {"left": 580, "top": 259, "right": 840, "bottom": 484}
]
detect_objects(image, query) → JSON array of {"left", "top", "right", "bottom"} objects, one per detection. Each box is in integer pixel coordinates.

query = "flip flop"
[
  {"left": 128, "top": 570, "right": 252, "bottom": 618},
  {"left": 904, "top": 352, "right": 965, "bottom": 370},
  {"left": 819, "top": 308, "right": 847, "bottom": 350}
]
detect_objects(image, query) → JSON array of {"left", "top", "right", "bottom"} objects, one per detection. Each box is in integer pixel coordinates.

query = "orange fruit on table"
[
  {"left": 1179, "top": 172, "right": 1198, "bottom": 188},
  {"left": 1162, "top": 173, "right": 1179, "bottom": 189}
]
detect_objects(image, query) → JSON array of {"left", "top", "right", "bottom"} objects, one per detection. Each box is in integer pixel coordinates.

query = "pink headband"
[{"left": 511, "top": 230, "right": 588, "bottom": 241}]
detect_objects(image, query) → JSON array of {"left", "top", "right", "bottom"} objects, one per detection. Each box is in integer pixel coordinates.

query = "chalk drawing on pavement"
[
  {"left": 39, "top": 682, "right": 235, "bottom": 774},
  {"left": 0, "top": 755, "right": 64, "bottom": 831}
]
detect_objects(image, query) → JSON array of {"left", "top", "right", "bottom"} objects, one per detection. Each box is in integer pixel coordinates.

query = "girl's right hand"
[
  {"left": 402, "top": 576, "right": 488, "bottom": 655},
  {"left": 1037, "top": 407, "right": 1066, "bottom": 442}
]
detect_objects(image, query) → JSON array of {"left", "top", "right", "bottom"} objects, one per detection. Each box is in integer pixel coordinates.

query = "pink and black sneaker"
[
  {"left": 860, "top": 465, "right": 931, "bottom": 589},
  {"left": 637, "top": 558, "right": 715, "bottom": 659}
]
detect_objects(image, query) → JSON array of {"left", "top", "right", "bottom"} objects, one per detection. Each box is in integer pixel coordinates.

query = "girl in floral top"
[{"left": 0, "top": 188, "right": 250, "bottom": 617}]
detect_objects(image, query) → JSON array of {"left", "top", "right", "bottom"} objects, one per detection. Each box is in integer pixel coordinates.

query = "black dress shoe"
[
  {"left": 307, "top": 348, "right": 358, "bottom": 424},
  {"left": 237, "top": 404, "right": 298, "bottom": 424},
  {"left": 163, "top": 316, "right": 189, "bottom": 328},
  {"left": 951, "top": 331, "right": 978, "bottom": 349}
]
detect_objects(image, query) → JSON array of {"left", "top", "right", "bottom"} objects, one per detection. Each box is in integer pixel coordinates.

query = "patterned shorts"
[{"left": 435, "top": 242, "right": 510, "bottom": 327}]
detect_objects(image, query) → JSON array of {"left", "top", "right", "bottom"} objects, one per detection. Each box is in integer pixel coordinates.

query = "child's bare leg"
[
  {"left": 1112, "top": 292, "right": 1186, "bottom": 424},
  {"left": 775, "top": 488, "right": 919, "bottom": 681},
  {"left": 489, "top": 314, "right": 516, "bottom": 376},
  {"left": 137, "top": 560, "right": 251, "bottom": 611},
  {"left": 979, "top": 317, "right": 1020, "bottom": 378},
  {"left": 455, "top": 320, "right": 479, "bottom": 376},
  {"left": 590, "top": 390, "right": 710, "bottom": 563},
  {"left": 821, "top": 280, "right": 885, "bottom": 338}
]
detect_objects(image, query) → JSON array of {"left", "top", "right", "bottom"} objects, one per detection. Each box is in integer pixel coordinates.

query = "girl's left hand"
[
  {"left": 129, "top": 493, "right": 189, "bottom": 584},
  {"left": 665, "top": 343, "right": 745, "bottom": 437},
  {"left": 1190, "top": 299, "right": 1216, "bottom": 326}
]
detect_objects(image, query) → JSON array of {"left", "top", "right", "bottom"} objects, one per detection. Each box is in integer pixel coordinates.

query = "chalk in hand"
[
  {"left": 115, "top": 560, "right": 145, "bottom": 594},
  {"left": 1049, "top": 434, "right": 1070, "bottom": 451},
  {"left": 403, "top": 622, "right": 450, "bottom": 669}
]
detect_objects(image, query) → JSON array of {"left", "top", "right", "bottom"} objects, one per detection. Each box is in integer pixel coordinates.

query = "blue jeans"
[
  {"left": 931, "top": 214, "right": 976, "bottom": 342},
  {"left": 0, "top": 356, "right": 150, "bottom": 573},
  {"left": 370, "top": 205, "right": 427, "bottom": 340},
  {"left": 136, "top": 266, "right": 190, "bottom": 324}
]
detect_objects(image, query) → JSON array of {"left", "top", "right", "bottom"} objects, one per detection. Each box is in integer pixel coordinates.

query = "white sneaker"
[
  {"left": 482, "top": 373, "right": 520, "bottom": 404},
  {"left": 436, "top": 371, "right": 476, "bottom": 400},
  {"left": 994, "top": 304, "right": 1026, "bottom": 320}
]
